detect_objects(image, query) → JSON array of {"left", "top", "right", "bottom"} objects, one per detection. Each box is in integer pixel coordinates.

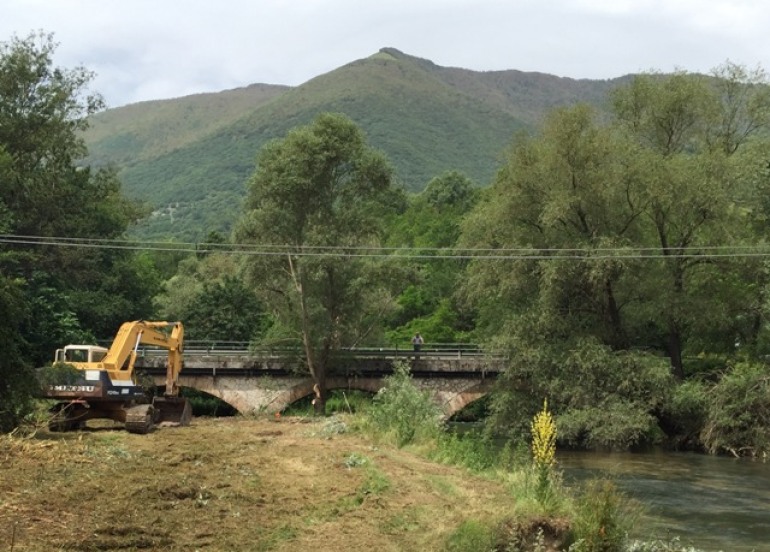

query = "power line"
[{"left": 2, "top": 233, "right": 770, "bottom": 260}]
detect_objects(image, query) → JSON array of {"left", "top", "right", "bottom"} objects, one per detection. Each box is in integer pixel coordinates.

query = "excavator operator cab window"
[
  {"left": 62, "top": 346, "right": 108, "bottom": 363},
  {"left": 65, "top": 348, "right": 89, "bottom": 362}
]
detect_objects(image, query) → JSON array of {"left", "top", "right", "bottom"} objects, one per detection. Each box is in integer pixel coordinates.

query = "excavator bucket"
[{"left": 152, "top": 396, "right": 192, "bottom": 427}]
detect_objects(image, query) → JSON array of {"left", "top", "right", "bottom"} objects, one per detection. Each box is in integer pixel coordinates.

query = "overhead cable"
[{"left": 1, "top": 234, "right": 770, "bottom": 261}]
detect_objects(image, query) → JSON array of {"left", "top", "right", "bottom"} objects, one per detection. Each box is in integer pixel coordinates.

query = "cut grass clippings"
[{"left": 1, "top": 416, "right": 521, "bottom": 551}]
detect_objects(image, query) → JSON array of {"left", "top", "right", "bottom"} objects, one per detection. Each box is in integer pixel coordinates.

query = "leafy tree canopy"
[
  {"left": 385, "top": 171, "right": 480, "bottom": 342},
  {"left": 461, "top": 62, "right": 770, "bottom": 448},
  {"left": 236, "top": 113, "right": 404, "bottom": 412},
  {"left": 155, "top": 252, "right": 268, "bottom": 342},
  {"left": 0, "top": 32, "right": 155, "bottom": 429}
]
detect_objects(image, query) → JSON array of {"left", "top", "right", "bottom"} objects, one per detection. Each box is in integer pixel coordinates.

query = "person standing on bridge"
[{"left": 412, "top": 332, "right": 424, "bottom": 357}]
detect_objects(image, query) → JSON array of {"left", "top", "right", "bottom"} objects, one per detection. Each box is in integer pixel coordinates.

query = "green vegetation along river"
[{"left": 559, "top": 450, "right": 770, "bottom": 551}]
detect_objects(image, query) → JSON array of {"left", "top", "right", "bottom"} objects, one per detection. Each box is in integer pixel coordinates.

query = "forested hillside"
[{"left": 83, "top": 48, "right": 626, "bottom": 241}]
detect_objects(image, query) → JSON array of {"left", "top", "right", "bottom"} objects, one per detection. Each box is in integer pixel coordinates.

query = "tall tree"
[
  {"left": 460, "top": 64, "right": 770, "bottom": 447},
  {"left": 458, "top": 105, "right": 674, "bottom": 447},
  {"left": 1, "top": 32, "right": 105, "bottom": 235},
  {"left": 460, "top": 105, "right": 649, "bottom": 349},
  {"left": 611, "top": 63, "right": 770, "bottom": 375},
  {"left": 236, "top": 113, "right": 402, "bottom": 413},
  {"left": 0, "top": 33, "right": 149, "bottom": 429},
  {"left": 1, "top": 33, "right": 148, "bottom": 354},
  {"left": 464, "top": 64, "right": 770, "bottom": 374}
]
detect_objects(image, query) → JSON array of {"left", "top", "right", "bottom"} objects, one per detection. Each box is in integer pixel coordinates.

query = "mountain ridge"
[{"left": 83, "top": 47, "right": 630, "bottom": 240}]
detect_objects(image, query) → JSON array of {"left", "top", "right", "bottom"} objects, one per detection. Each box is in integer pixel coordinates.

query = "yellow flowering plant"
[{"left": 531, "top": 398, "right": 557, "bottom": 506}]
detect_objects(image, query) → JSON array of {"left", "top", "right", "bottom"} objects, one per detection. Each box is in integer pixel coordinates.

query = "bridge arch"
[
  {"left": 438, "top": 380, "right": 495, "bottom": 417},
  {"left": 269, "top": 377, "right": 385, "bottom": 411},
  {"left": 158, "top": 373, "right": 496, "bottom": 419}
]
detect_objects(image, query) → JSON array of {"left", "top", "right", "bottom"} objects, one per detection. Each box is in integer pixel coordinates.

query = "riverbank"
[{"left": 1, "top": 416, "right": 547, "bottom": 551}]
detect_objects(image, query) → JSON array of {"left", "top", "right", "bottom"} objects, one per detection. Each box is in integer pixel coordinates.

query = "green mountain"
[{"left": 83, "top": 48, "right": 628, "bottom": 241}]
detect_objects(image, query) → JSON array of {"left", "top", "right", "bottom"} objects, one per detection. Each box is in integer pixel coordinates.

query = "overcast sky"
[{"left": 3, "top": 0, "right": 768, "bottom": 108}]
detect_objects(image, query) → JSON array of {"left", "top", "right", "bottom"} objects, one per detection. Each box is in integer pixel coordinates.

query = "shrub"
[
  {"left": 701, "top": 361, "right": 770, "bottom": 457},
  {"left": 487, "top": 339, "right": 673, "bottom": 450},
  {"left": 431, "top": 428, "right": 522, "bottom": 473},
  {"left": 36, "top": 362, "right": 82, "bottom": 389},
  {"left": 569, "top": 479, "right": 638, "bottom": 552},
  {"left": 367, "top": 360, "right": 442, "bottom": 446},
  {"left": 659, "top": 379, "right": 708, "bottom": 450},
  {"left": 557, "top": 400, "right": 659, "bottom": 451},
  {"left": 284, "top": 389, "right": 372, "bottom": 416}
]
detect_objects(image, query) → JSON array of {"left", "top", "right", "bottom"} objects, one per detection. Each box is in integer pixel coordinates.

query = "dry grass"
[{"left": 1, "top": 416, "right": 519, "bottom": 551}]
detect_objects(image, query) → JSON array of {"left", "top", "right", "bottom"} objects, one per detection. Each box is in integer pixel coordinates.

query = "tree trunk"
[
  {"left": 657, "top": 231, "right": 687, "bottom": 379},
  {"left": 312, "top": 382, "right": 326, "bottom": 416},
  {"left": 287, "top": 253, "right": 328, "bottom": 415},
  {"left": 668, "top": 259, "right": 686, "bottom": 379},
  {"left": 667, "top": 321, "right": 685, "bottom": 379},
  {"left": 604, "top": 278, "right": 628, "bottom": 349}
]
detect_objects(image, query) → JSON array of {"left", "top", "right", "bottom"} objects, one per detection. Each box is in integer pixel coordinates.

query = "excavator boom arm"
[{"left": 100, "top": 321, "right": 183, "bottom": 395}]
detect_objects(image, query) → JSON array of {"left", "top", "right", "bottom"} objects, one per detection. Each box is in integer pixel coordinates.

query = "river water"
[{"left": 558, "top": 450, "right": 770, "bottom": 551}]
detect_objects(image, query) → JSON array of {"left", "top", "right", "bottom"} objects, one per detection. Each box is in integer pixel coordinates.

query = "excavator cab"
[{"left": 55, "top": 345, "right": 108, "bottom": 364}]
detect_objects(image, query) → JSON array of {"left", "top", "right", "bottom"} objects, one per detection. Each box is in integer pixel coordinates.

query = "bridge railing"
[
  {"left": 133, "top": 341, "right": 490, "bottom": 359},
  {"left": 341, "top": 343, "right": 484, "bottom": 359}
]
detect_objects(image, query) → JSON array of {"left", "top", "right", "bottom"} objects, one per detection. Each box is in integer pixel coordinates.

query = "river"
[{"left": 558, "top": 450, "right": 770, "bottom": 551}]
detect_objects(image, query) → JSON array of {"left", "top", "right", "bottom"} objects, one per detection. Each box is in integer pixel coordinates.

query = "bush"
[
  {"left": 0, "top": 278, "right": 41, "bottom": 432},
  {"left": 557, "top": 400, "right": 659, "bottom": 451},
  {"left": 431, "top": 429, "right": 523, "bottom": 473},
  {"left": 701, "top": 361, "right": 770, "bottom": 457},
  {"left": 659, "top": 379, "right": 708, "bottom": 450},
  {"left": 36, "top": 362, "right": 82, "bottom": 389},
  {"left": 0, "top": 376, "right": 35, "bottom": 433},
  {"left": 366, "top": 361, "right": 442, "bottom": 446},
  {"left": 569, "top": 479, "right": 639, "bottom": 552},
  {"left": 283, "top": 389, "right": 372, "bottom": 416},
  {"left": 487, "top": 339, "right": 673, "bottom": 450}
]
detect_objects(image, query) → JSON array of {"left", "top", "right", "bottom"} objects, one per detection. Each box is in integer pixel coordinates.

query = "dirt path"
[{"left": 1, "top": 416, "right": 518, "bottom": 551}]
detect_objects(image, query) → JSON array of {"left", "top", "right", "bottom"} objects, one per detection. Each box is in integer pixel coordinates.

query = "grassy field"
[{"left": 1, "top": 416, "right": 555, "bottom": 552}]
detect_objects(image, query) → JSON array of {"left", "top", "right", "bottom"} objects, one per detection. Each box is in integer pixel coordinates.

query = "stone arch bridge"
[{"left": 135, "top": 348, "right": 505, "bottom": 418}]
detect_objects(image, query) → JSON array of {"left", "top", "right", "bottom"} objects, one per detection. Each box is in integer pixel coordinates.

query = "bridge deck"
[{"left": 134, "top": 346, "right": 504, "bottom": 378}]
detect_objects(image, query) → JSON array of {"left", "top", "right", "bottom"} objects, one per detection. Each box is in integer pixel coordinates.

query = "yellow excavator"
[{"left": 42, "top": 320, "right": 192, "bottom": 434}]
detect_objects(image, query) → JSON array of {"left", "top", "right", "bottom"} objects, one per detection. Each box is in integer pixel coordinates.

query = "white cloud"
[{"left": 2, "top": 0, "right": 768, "bottom": 107}]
